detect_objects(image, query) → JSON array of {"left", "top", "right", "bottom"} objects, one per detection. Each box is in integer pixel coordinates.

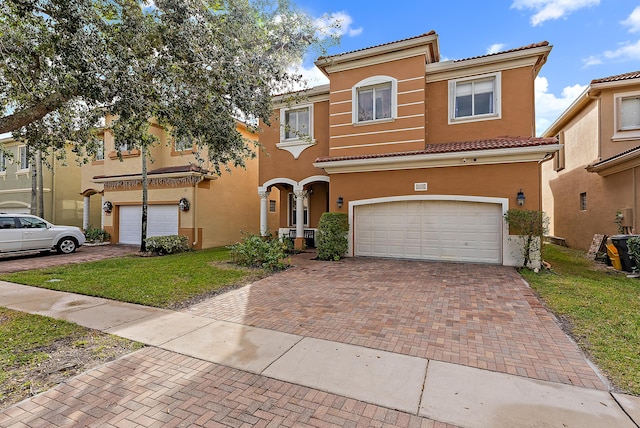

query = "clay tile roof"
[
  {"left": 92, "top": 164, "right": 210, "bottom": 180},
  {"left": 589, "top": 145, "right": 640, "bottom": 167},
  {"left": 314, "top": 136, "right": 558, "bottom": 163},
  {"left": 453, "top": 41, "right": 550, "bottom": 63},
  {"left": 591, "top": 71, "right": 640, "bottom": 84},
  {"left": 317, "top": 31, "right": 437, "bottom": 61}
]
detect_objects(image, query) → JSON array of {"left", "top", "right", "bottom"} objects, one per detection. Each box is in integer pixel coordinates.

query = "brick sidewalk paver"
[
  {"left": 0, "top": 244, "right": 137, "bottom": 273},
  {"left": 185, "top": 254, "right": 606, "bottom": 390},
  {"left": 0, "top": 348, "right": 458, "bottom": 428}
]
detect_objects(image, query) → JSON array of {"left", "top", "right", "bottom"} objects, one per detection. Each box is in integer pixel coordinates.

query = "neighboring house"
[
  {"left": 82, "top": 117, "right": 259, "bottom": 249},
  {"left": 0, "top": 134, "right": 100, "bottom": 228},
  {"left": 258, "top": 31, "right": 560, "bottom": 266},
  {"left": 542, "top": 71, "right": 640, "bottom": 250}
]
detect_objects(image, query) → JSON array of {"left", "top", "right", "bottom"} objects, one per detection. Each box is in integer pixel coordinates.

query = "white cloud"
[
  {"left": 487, "top": 44, "right": 506, "bottom": 55},
  {"left": 314, "top": 11, "right": 363, "bottom": 39},
  {"left": 286, "top": 63, "right": 329, "bottom": 92},
  {"left": 622, "top": 6, "right": 640, "bottom": 33},
  {"left": 535, "top": 76, "right": 587, "bottom": 134},
  {"left": 511, "top": 0, "right": 600, "bottom": 26},
  {"left": 583, "top": 39, "right": 640, "bottom": 67}
]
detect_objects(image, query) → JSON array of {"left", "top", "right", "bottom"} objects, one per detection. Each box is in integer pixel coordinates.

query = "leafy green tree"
[
  {"left": 504, "top": 209, "right": 549, "bottom": 269},
  {"left": 1, "top": 0, "right": 336, "bottom": 250}
]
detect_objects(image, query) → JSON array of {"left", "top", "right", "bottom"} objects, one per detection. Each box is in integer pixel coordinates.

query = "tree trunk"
[
  {"left": 30, "top": 157, "right": 37, "bottom": 216},
  {"left": 140, "top": 145, "right": 148, "bottom": 252},
  {"left": 37, "top": 151, "right": 44, "bottom": 218}
]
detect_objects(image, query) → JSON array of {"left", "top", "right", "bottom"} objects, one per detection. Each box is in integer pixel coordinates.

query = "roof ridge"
[
  {"left": 591, "top": 70, "right": 640, "bottom": 84},
  {"left": 453, "top": 41, "right": 550, "bottom": 63},
  {"left": 317, "top": 31, "right": 437, "bottom": 61}
]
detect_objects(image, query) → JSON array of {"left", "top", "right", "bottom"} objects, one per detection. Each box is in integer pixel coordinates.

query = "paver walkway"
[{"left": 185, "top": 254, "right": 606, "bottom": 390}]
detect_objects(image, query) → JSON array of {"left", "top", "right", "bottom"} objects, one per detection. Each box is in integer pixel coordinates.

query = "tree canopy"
[{"left": 0, "top": 0, "right": 333, "bottom": 170}]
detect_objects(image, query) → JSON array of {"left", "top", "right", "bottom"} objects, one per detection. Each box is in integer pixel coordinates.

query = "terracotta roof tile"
[
  {"left": 93, "top": 164, "right": 210, "bottom": 180},
  {"left": 591, "top": 71, "right": 640, "bottom": 84},
  {"left": 317, "top": 31, "right": 436, "bottom": 61},
  {"left": 315, "top": 136, "right": 558, "bottom": 163},
  {"left": 589, "top": 145, "right": 640, "bottom": 168},
  {"left": 453, "top": 41, "right": 550, "bottom": 63}
]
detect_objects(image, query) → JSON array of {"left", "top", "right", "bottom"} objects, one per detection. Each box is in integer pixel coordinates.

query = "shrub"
[
  {"left": 504, "top": 209, "right": 549, "bottom": 269},
  {"left": 84, "top": 227, "right": 110, "bottom": 243},
  {"left": 317, "top": 212, "right": 349, "bottom": 261},
  {"left": 145, "top": 235, "right": 190, "bottom": 255},
  {"left": 228, "top": 233, "right": 289, "bottom": 271},
  {"left": 626, "top": 236, "right": 640, "bottom": 272}
]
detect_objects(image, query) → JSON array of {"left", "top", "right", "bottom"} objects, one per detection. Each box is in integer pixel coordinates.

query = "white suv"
[{"left": 0, "top": 214, "right": 86, "bottom": 255}]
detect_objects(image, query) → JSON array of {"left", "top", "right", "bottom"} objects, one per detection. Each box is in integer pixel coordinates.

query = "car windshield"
[{"left": 18, "top": 217, "right": 47, "bottom": 229}]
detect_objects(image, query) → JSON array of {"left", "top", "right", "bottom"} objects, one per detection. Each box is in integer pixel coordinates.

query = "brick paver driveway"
[
  {"left": 0, "top": 244, "right": 137, "bottom": 273},
  {"left": 186, "top": 253, "right": 606, "bottom": 390}
]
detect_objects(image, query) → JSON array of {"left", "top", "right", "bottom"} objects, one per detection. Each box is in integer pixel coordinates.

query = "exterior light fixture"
[
  {"left": 337, "top": 196, "right": 344, "bottom": 209},
  {"left": 516, "top": 189, "right": 526, "bottom": 207},
  {"left": 178, "top": 197, "right": 190, "bottom": 211},
  {"left": 102, "top": 201, "right": 113, "bottom": 213}
]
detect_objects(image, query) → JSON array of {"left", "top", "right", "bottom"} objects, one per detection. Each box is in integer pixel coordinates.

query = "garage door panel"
[
  {"left": 119, "top": 205, "right": 178, "bottom": 245},
  {"left": 355, "top": 200, "right": 502, "bottom": 264}
]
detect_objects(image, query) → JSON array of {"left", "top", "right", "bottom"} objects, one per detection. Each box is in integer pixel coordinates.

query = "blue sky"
[{"left": 291, "top": 0, "right": 640, "bottom": 135}]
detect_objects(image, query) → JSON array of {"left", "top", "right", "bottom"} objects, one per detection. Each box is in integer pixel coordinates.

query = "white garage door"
[
  {"left": 354, "top": 200, "right": 502, "bottom": 264},
  {"left": 119, "top": 205, "right": 179, "bottom": 245}
]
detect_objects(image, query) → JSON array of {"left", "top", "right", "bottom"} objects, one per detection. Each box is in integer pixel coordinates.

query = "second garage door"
[
  {"left": 354, "top": 200, "right": 502, "bottom": 264},
  {"left": 119, "top": 205, "right": 179, "bottom": 245}
]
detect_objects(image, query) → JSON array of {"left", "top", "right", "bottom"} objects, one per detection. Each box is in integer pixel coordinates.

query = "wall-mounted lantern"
[
  {"left": 178, "top": 197, "right": 190, "bottom": 211},
  {"left": 336, "top": 196, "right": 344, "bottom": 209},
  {"left": 516, "top": 189, "right": 526, "bottom": 207},
  {"left": 102, "top": 201, "right": 113, "bottom": 213}
]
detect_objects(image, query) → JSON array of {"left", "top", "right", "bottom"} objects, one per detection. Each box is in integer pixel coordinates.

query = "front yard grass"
[
  {"left": 521, "top": 244, "right": 640, "bottom": 395},
  {"left": 0, "top": 247, "right": 263, "bottom": 309},
  {"left": 0, "top": 307, "right": 142, "bottom": 409}
]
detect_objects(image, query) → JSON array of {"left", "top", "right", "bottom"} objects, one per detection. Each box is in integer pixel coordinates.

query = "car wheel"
[{"left": 57, "top": 237, "right": 78, "bottom": 254}]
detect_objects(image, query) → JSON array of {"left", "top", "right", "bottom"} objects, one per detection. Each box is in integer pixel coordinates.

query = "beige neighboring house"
[
  {"left": 0, "top": 133, "right": 100, "bottom": 228},
  {"left": 542, "top": 71, "right": 640, "bottom": 250},
  {"left": 81, "top": 117, "right": 259, "bottom": 249},
  {"left": 258, "top": 31, "right": 560, "bottom": 267}
]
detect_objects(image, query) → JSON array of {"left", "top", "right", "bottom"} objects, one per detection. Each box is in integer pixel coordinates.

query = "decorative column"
[
  {"left": 258, "top": 189, "right": 270, "bottom": 236},
  {"left": 83, "top": 196, "right": 90, "bottom": 230},
  {"left": 294, "top": 189, "right": 307, "bottom": 248}
]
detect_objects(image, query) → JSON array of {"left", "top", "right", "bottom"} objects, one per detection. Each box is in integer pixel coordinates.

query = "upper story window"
[
  {"left": 118, "top": 141, "right": 132, "bottom": 152},
  {"left": 278, "top": 104, "right": 315, "bottom": 159},
  {"left": 449, "top": 72, "right": 501, "bottom": 124},
  {"left": 0, "top": 152, "right": 6, "bottom": 173},
  {"left": 352, "top": 76, "right": 397, "bottom": 124},
  {"left": 174, "top": 136, "right": 194, "bottom": 152},
  {"left": 614, "top": 91, "right": 640, "bottom": 141},
  {"left": 18, "top": 145, "right": 29, "bottom": 171},
  {"left": 553, "top": 132, "right": 565, "bottom": 172},
  {"left": 95, "top": 138, "right": 104, "bottom": 161}
]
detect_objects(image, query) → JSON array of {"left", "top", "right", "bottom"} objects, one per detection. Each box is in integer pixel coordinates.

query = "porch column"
[
  {"left": 101, "top": 194, "right": 105, "bottom": 229},
  {"left": 258, "top": 189, "right": 270, "bottom": 236},
  {"left": 294, "top": 189, "right": 306, "bottom": 248},
  {"left": 83, "top": 196, "right": 90, "bottom": 230}
]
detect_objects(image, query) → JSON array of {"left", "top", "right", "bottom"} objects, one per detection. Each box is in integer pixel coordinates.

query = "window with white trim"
[
  {"left": 0, "top": 152, "right": 6, "bottom": 173},
  {"left": 449, "top": 73, "right": 501, "bottom": 123},
  {"left": 278, "top": 104, "right": 315, "bottom": 159},
  {"left": 553, "top": 132, "right": 565, "bottom": 171},
  {"left": 174, "top": 136, "right": 193, "bottom": 152},
  {"left": 18, "top": 145, "right": 29, "bottom": 171},
  {"left": 117, "top": 141, "right": 132, "bottom": 152},
  {"left": 352, "top": 76, "right": 397, "bottom": 124},
  {"left": 95, "top": 138, "right": 104, "bottom": 161}
]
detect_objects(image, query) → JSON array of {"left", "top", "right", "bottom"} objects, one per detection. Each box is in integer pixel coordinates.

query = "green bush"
[
  {"left": 626, "top": 236, "right": 640, "bottom": 272},
  {"left": 145, "top": 235, "right": 190, "bottom": 255},
  {"left": 228, "top": 233, "right": 289, "bottom": 271},
  {"left": 84, "top": 227, "right": 110, "bottom": 243},
  {"left": 317, "top": 212, "right": 349, "bottom": 261}
]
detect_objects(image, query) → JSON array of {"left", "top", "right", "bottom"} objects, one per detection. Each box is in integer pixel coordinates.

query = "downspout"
[
  {"left": 192, "top": 176, "right": 204, "bottom": 247},
  {"left": 634, "top": 167, "right": 637, "bottom": 233}
]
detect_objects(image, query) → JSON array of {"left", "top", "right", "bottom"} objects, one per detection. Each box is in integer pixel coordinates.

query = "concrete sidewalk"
[{"left": 1, "top": 280, "right": 639, "bottom": 428}]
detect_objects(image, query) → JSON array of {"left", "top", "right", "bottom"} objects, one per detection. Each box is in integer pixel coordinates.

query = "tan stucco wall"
[
  {"left": 329, "top": 162, "right": 541, "bottom": 216},
  {"left": 258, "top": 100, "right": 330, "bottom": 185},
  {"left": 598, "top": 84, "right": 640, "bottom": 160},
  {"left": 426, "top": 67, "right": 535, "bottom": 144}
]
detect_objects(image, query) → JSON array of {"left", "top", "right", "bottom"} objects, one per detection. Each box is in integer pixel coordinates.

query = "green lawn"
[
  {"left": 0, "top": 247, "right": 262, "bottom": 309},
  {"left": 521, "top": 244, "right": 640, "bottom": 395},
  {"left": 0, "top": 307, "right": 142, "bottom": 408}
]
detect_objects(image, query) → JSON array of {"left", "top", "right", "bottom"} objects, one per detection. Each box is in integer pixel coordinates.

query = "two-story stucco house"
[
  {"left": 258, "top": 31, "right": 560, "bottom": 266},
  {"left": 542, "top": 71, "right": 640, "bottom": 250},
  {"left": 0, "top": 134, "right": 100, "bottom": 228},
  {"left": 81, "top": 117, "right": 259, "bottom": 248}
]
